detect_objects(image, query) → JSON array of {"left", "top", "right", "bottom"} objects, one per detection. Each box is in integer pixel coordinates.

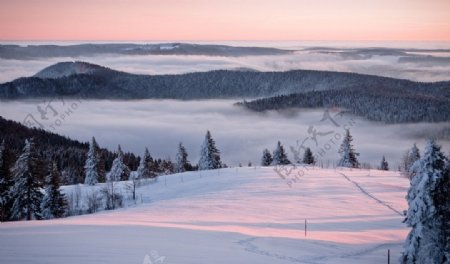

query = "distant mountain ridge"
[
  {"left": 1, "top": 61, "right": 449, "bottom": 100},
  {"left": 1, "top": 61, "right": 449, "bottom": 123},
  {"left": 0, "top": 43, "right": 292, "bottom": 59}
]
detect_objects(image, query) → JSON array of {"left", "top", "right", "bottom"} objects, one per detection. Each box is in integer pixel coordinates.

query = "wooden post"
[
  {"left": 305, "top": 219, "right": 307, "bottom": 237},
  {"left": 387, "top": 249, "right": 390, "bottom": 264}
]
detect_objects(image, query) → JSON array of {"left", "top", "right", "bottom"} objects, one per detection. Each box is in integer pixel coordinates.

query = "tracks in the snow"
[
  {"left": 336, "top": 171, "right": 404, "bottom": 217},
  {"left": 237, "top": 237, "right": 401, "bottom": 264}
]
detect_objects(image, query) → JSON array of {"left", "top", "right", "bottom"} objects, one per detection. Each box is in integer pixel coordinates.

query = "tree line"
[
  {"left": 237, "top": 89, "right": 450, "bottom": 123},
  {"left": 0, "top": 128, "right": 224, "bottom": 221}
]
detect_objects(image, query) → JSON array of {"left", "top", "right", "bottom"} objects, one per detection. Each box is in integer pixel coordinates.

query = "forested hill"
[
  {"left": 0, "top": 116, "right": 141, "bottom": 184},
  {"left": 1, "top": 61, "right": 449, "bottom": 100},
  {"left": 237, "top": 89, "right": 450, "bottom": 123}
]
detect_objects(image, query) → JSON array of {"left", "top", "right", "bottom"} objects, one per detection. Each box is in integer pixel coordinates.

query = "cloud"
[{"left": 2, "top": 99, "right": 449, "bottom": 168}]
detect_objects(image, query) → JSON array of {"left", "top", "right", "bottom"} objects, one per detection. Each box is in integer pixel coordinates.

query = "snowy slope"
[{"left": 0, "top": 167, "right": 409, "bottom": 264}]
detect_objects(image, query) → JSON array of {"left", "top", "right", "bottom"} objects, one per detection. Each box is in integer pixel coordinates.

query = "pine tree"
[
  {"left": 10, "top": 139, "right": 45, "bottom": 220},
  {"left": 108, "top": 145, "right": 130, "bottom": 182},
  {"left": 402, "top": 139, "right": 447, "bottom": 263},
  {"left": 94, "top": 139, "right": 106, "bottom": 183},
  {"left": 409, "top": 144, "right": 421, "bottom": 165},
  {"left": 198, "top": 131, "right": 222, "bottom": 170},
  {"left": 161, "top": 159, "right": 175, "bottom": 175},
  {"left": 137, "top": 148, "right": 155, "bottom": 178},
  {"left": 406, "top": 144, "right": 421, "bottom": 180},
  {"left": 379, "top": 156, "right": 389, "bottom": 170},
  {"left": 84, "top": 137, "right": 99, "bottom": 185},
  {"left": 0, "top": 140, "right": 14, "bottom": 222},
  {"left": 337, "top": 129, "right": 360, "bottom": 168},
  {"left": 272, "top": 141, "right": 290, "bottom": 165},
  {"left": 41, "top": 162, "right": 68, "bottom": 219},
  {"left": 176, "top": 143, "right": 190, "bottom": 173},
  {"left": 302, "top": 147, "right": 315, "bottom": 165},
  {"left": 434, "top": 158, "right": 450, "bottom": 262},
  {"left": 261, "top": 149, "right": 273, "bottom": 166}
]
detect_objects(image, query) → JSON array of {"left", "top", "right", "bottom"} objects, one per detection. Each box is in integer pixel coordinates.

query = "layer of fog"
[
  {"left": 1, "top": 42, "right": 450, "bottom": 83},
  {"left": 1, "top": 99, "right": 448, "bottom": 168}
]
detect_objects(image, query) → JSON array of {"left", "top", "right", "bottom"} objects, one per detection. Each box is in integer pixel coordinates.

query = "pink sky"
[{"left": 0, "top": 0, "right": 449, "bottom": 41}]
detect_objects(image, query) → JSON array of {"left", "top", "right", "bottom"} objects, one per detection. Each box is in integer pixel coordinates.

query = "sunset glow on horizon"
[{"left": 0, "top": 0, "right": 449, "bottom": 41}]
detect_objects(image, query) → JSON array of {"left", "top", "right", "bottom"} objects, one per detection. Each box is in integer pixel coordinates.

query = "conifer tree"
[
  {"left": 272, "top": 141, "right": 290, "bottom": 165},
  {"left": 406, "top": 143, "right": 421, "bottom": 180},
  {"left": 261, "top": 149, "right": 273, "bottom": 166},
  {"left": 337, "top": 129, "right": 360, "bottom": 168},
  {"left": 161, "top": 159, "right": 175, "bottom": 175},
  {"left": 84, "top": 137, "right": 99, "bottom": 185},
  {"left": 434, "top": 158, "right": 450, "bottom": 262},
  {"left": 380, "top": 155, "right": 389, "bottom": 170},
  {"left": 302, "top": 147, "right": 315, "bottom": 165},
  {"left": 94, "top": 139, "right": 106, "bottom": 183},
  {"left": 108, "top": 145, "right": 130, "bottom": 182},
  {"left": 409, "top": 144, "right": 421, "bottom": 165},
  {"left": 198, "top": 131, "right": 222, "bottom": 170},
  {"left": 137, "top": 148, "right": 154, "bottom": 178},
  {"left": 175, "top": 143, "right": 190, "bottom": 173},
  {"left": 10, "top": 139, "right": 44, "bottom": 220},
  {"left": 402, "top": 139, "right": 447, "bottom": 263},
  {"left": 41, "top": 162, "right": 68, "bottom": 219},
  {"left": 0, "top": 140, "right": 14, "bottom": 221}
]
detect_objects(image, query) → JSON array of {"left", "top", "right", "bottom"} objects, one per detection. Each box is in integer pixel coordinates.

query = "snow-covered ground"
[{"left": 0, "top": 167, "right": 410, "bottom": 264}]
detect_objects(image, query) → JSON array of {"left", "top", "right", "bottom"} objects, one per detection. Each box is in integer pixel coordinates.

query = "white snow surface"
[{"left": 0, "top": 167, "right": 409, "bottom": 264}]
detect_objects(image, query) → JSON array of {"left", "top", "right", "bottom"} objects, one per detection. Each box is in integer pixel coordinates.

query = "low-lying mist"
[
  {"left": 1, "top": 99, "right": 448, "bottom": 169},
  {"left": 1, "top": 43, "right": 450, "bottom": 83}
]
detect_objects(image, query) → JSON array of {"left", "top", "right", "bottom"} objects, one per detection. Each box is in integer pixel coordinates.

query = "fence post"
[
  {"left": 387, "top": 249, "right": 390, "bottom": 264},
  {"left": 305, "top": 219, "right": 307, "bottom": 237}
]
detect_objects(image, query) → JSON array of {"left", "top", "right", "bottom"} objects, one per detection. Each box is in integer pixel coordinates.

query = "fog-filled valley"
[
  {"left": 1, "top": 41, "right": 449, "bottom": 168},
  {"left": 1, "top": 99, "right": 448, "bottom": 168}
]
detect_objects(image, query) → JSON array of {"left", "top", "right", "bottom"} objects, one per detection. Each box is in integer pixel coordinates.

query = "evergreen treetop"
[{"left": 337, "top": 129, "right": 360, "bottom": 168}]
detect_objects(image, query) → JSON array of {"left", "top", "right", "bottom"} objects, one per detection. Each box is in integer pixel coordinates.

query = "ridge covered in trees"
[
  {"left": 237, "top": 89, "right": 450, "bottom": 123},
  {"left": 1, "top": 62, "right": 448, "bottom": 104},
  {"left": 0, "top": 115, "right": 169, "bottom": 185}
]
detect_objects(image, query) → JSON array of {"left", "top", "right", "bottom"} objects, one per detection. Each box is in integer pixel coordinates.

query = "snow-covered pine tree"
[
  {"left": 302, "top": 147, "right": 315, "bottom": 165},
  {"left": 406, "top": 143, "right": 421, "bottom": 180},
  {"left": 337, "top": 129, "right": 360, "bottom": 168},
  {"left": 434, "top": 157, "right": 450, "bottom": 262},
  {"left": 261, "top": 149, "right": 273, "bottom": 166},
  {"left": 198, "top": 131, "right": 222, "bottom": 170},
  {"left": 272, "top": 141, "right": 290, "bottom": 165},
  {"left": 41, "top": 162, "right": 68, "bottom": 219},
  {"left": 94, "top": 139, "right": 106, "bottom": 183},
  {"left": 402, "top": 139, "right": 447, "bottom": 263},
  {"left": 175, "top": 143, "right": 190, "bottom": 173},
  {"left": 0, "top": 140, "right": 13, "bottom": 222},
  {"left": 10, "top": 139, "right": 45, "bottom": 220},
  {"left": 380, "top": 156, "right": 389, "bottom": 170},
  {"left": 84, "top": 137, "right": 99, "bottom": 185},
  {"left": 108, "top": 145, "right": 130, "bottom": 182},
  {"left": 409, "top": 144, "right": 421, "bottom": 165},
  {"left": 137, "top": 148, "right": 154, "bottom": 179}
]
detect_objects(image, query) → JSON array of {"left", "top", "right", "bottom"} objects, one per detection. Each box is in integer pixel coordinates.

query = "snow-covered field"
[{"left": 0, "top": 167, "right": 410, "bottom": 264}]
